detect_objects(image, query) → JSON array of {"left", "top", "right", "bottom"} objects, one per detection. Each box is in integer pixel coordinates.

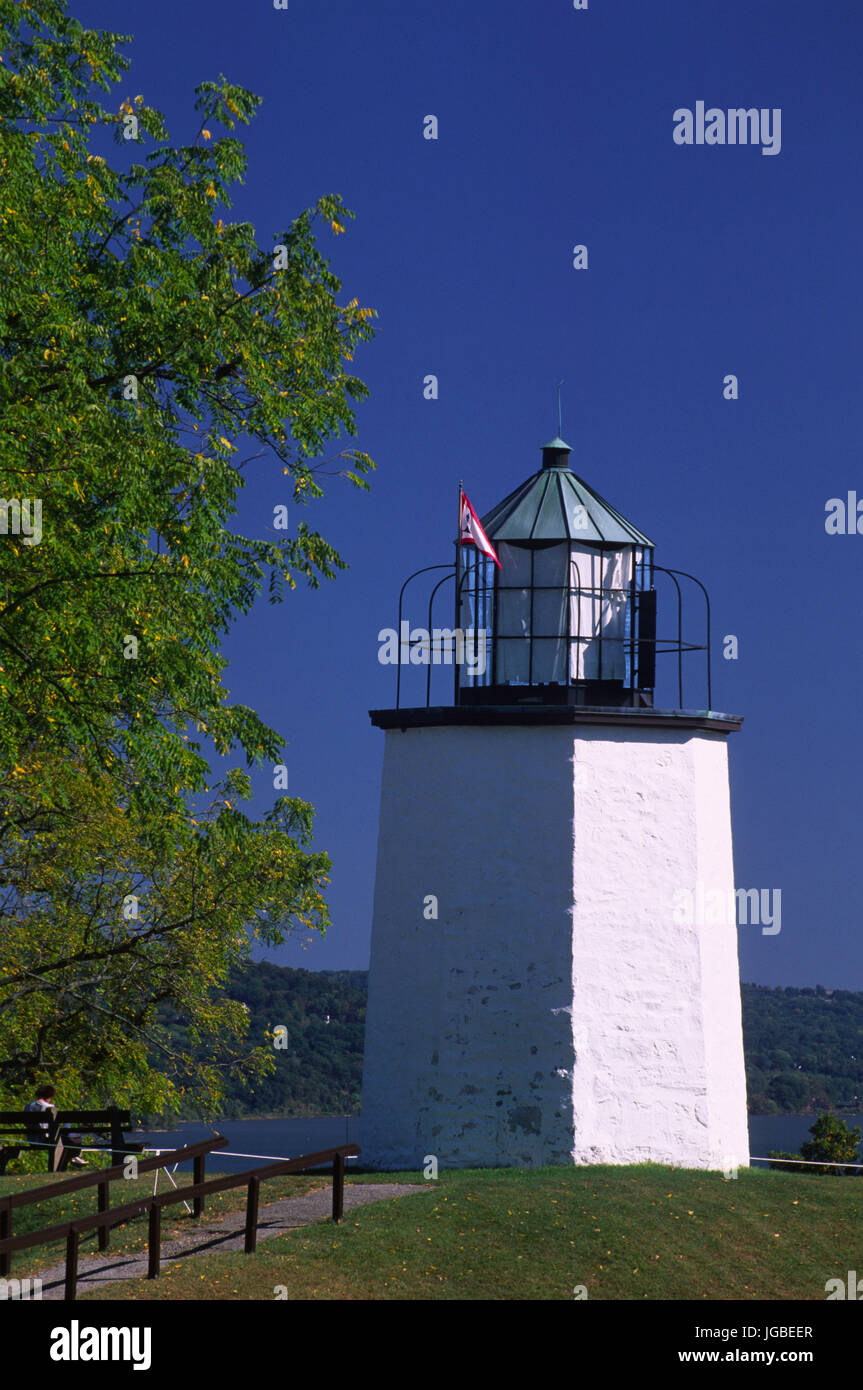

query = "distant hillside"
[
  {"left": 160, "top": 961, "right": 368, "bottom": 1120},
  {"left": 741, "top": 983, "right": 862, "bottom": 1114},
  {"left": 160, "top": 966, "right": 862, "bottom": 1119}
]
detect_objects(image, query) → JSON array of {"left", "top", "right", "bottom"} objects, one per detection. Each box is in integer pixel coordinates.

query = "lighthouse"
[{"left": 361, "top": 434, "right": 749, "bottom": 1172}]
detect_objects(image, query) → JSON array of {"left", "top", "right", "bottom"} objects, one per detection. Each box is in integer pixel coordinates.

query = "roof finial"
[{"left": 555, "top": 379, "right": 564, "bottom": 438}]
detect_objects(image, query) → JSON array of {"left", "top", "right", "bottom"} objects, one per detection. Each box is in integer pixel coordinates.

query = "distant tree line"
[
  {"left": 741, "top": 983, "right": 862, "bottom": 1114},
  {"left": 149, "top": 963, "right": 367, "bottom": 1121},
  {"left": 147, "top": 971, "right": 862, "bottom": 1122}
]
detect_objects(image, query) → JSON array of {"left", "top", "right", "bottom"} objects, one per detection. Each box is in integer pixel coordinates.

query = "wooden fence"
[
  {"left": 0, "top": 1136, "right": 227, "bottom": 1279},
  {"left": 0, "top": 1139, "right": 360, "bottom": 1299}
]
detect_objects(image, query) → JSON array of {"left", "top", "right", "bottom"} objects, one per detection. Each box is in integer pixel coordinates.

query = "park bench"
[{"left": 0, "top": 1107, "right": 144, "bottom": 1174}]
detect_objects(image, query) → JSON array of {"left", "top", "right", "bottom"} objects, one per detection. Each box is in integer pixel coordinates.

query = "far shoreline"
[
  {"left": 132, "top": 1112, "right": 362, "bottom": 1132},
  {"left": 131, "top": 1106, "right": 862, "bottom": 1134}
]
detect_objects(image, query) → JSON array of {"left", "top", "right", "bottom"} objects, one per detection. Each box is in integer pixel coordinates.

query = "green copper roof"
[{"left": 480, "top": 443, "right": 655, "bottom": 547}]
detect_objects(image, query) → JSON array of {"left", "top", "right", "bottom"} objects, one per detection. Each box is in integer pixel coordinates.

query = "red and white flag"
[{"left": 459, "top": 489, "right": 501, "bottom": 568}]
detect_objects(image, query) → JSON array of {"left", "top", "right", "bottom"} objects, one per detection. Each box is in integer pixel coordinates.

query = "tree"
[
  {"left": 799, "top": 1113, "right": 861, "bottom": 1177},
  {"left": 765, "top": 1072, "right": 808, "bottom": 1113},
  {"left": 769, "top": 1112, "right": 862, "bottom": 1177},
  {"left": 0, "top": 0, "right": 376, "bottom": 1122},
  {"left": 0, "top": 760, "right": 333, "bottom": 1117}
]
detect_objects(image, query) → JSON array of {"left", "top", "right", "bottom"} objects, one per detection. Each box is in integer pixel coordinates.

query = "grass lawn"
[{"left": 65, "top": 1163, "right": 863, "bottom": 1301}]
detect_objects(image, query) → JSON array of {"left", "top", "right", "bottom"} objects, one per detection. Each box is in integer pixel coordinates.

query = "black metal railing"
[{"left": 387, "top": 553, "right": 712, "bottom": 711}]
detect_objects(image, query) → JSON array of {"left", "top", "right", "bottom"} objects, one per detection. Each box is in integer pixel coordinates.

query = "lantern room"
[
  {"left": 387, "top": 432, "right": 714, "bottom": 714},
  {"left": 456, "top": 437, "right": 657, "bottom": 708}
]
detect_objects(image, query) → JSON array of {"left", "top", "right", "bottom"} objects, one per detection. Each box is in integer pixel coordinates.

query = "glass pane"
[
  {"left": 497, "top": 542, "right": 532, "bottom": 585},
  {"left": 532, "top": 638, "right": 566, "bottom": 683},
  {"left": 532, "top": 543, "right": 568, "bottom": 587},
  {"left": 497, "top": 588, "right": 530, "bottom": 637},
  {"left": 533, "top": 588, "right": 567, "bottom": 637},
  {"left": 496, "top": 638, "right": 530, "bottom": 683},
  {"left": 459, "top": 589, "right": 475, "bottom": 631}
]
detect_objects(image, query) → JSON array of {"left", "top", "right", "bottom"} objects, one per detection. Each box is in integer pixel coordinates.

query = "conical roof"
[{"left": 480, "top": 439, "right": 654, "bottom": 547}]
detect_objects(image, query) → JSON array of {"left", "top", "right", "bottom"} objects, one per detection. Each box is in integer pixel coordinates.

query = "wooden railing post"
[
  {"left": 193, "top": 1152, "right": 205, "bottom": 1217},
  {"left": 109, "top": 1106, "right": 123, "bottom": 1168},
  {"left": 147, "top": 1203, "right": 161, "bottom": 1279},
  {"left": 0, "top": 1201, "right": 10, "bottom": 1276},
  {"left": 97, "top": 1180, "right": 110, "bottom": 1251},
  {"left": 65, "top": 1226, "right": 80, "bottom": 1301},
  {"left": 244, "top": 1176, "right": 260, "bottom": 1254},
  {"left": 332, "top": 1151, "right": 345, "bottom": 1223}
]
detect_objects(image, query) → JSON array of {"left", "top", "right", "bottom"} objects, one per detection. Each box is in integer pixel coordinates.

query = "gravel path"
[{"left": 30, "top": 1183, "right": 431, "bottom": 1299}]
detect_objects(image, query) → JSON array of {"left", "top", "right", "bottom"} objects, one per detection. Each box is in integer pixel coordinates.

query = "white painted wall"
[{"left": 361, "top": 722, "right": 749, "bottom": 1172}]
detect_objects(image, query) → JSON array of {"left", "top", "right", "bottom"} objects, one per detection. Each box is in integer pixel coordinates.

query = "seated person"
[{"left": 24, "top": 1084, "right": 87, "bottom": 1168}]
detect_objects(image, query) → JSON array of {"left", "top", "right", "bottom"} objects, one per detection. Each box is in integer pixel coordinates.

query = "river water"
[{"left": 135, "top": 1113, "right": 863, "bottom": 1173}]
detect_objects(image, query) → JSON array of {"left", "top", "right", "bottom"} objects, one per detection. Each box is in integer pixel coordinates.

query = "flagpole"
[
  {"left": 455, "top": 480, "right": 462, "bottom": 705},
  {"left": 456, "top": 479, "right": 463, "bottom": 570}
]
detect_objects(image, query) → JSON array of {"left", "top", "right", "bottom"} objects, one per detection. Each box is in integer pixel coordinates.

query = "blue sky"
[{"left": 76, "top": 0, "right": 863, "bottom": 988}]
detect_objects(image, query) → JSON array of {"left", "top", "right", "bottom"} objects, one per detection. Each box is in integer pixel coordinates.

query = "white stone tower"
[{"left": 361, "top": 436, "right": 749, "bottom": 1171}]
